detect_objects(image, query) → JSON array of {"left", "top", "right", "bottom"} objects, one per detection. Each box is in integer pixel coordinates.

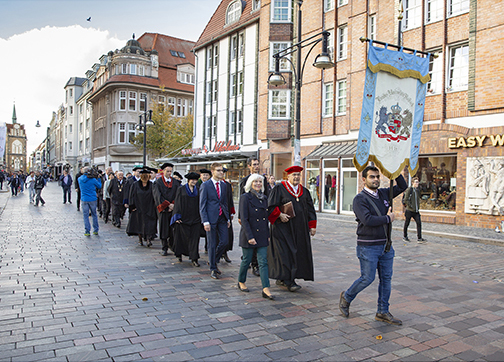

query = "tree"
[{"left": 130, "top": 102, "right": 193, "bottom": 165}]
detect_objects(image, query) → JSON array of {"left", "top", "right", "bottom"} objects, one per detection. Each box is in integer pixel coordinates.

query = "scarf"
[
  {"left": 250, "top": 189, "right": 266, "bottom": 201},
  {"left": 185, "top": 183, "right": 198, "bottom": 197}
]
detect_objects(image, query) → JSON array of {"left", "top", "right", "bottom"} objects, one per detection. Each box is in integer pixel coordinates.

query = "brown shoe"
[
  {"left": 339, "top": 291, "right": 350, "bottom": 318},
  {"left": 375, "top": 312, "right": 402, "bottom": 325}
]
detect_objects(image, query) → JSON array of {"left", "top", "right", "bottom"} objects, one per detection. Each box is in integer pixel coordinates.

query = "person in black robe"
[
  {"left": 107, "top": 171, "right": 127, "bottom": 228},
  {"left": 198, "top": 169, "right": 212, "bottom": 253},
  {"left": 219, "top": 168, "right": 235, "bottom": 263},
  {"left": 153, "top": 163, "right": 180, "bottom": 256},
  {"left": 127, "top": 167, "right": 158, "bottom": 246},
  {"left": 267, "top": 165, "right": 317, "bottom": 292},
  {"left": 171, "top": 172, "right": 202, "bottom": 266}
]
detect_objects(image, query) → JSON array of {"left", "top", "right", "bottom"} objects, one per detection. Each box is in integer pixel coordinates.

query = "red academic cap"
[{"left": 285, "top": 165, "right": 304, "bottom": 174}]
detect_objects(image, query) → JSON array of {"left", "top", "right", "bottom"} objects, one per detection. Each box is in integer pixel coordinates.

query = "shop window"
[
  {"left": 413, "top": 156, "right": 457, "bottom": 211},
  {"left": 306, "top": 160, "right": 320, "bottom": 209}
]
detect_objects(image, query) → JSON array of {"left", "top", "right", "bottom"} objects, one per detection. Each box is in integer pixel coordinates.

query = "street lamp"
[
  {"left": 136, "top": 108, "right": 154, "bottom": 167},
  {"left": 268, "top": 0, "right": 334, "bottom": 166}
]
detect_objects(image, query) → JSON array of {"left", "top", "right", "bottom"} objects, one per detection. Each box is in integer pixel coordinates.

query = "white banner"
[{"left": 0, "top": 124, "right": 6, "bottom": 160}]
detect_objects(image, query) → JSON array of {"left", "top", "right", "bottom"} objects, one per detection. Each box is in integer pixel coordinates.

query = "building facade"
[{"left": 4, "top": 104, "right": 27, "bottom": 173}]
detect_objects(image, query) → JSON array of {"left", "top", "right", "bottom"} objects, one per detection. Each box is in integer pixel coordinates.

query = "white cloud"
[{"left": 0, "top": 25, "right": 125, "bottom": 155}]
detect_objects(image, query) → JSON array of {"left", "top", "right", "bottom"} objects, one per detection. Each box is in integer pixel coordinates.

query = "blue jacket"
[
  {"left": 199, "top": 179, "right": 230, "bottom": 224},
  {"left": 353, "top": 175, "right": 407, "bottom": 246},
  {"left": 78, "top": 174, "right": 102, "bottom": 202},
  {"left": 239, "top": 192, "right": 269, "bottom": 248},
  {"left": 60, "top": 174, "right": 73, "bottom": 187}
]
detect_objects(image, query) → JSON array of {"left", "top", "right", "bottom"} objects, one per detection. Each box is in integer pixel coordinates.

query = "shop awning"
[
  {"left": 305, "top": 140, "right": 358, "bottom": 159},
  {"left": 156, "top": 151, "right": 257, "bottom": 165}
]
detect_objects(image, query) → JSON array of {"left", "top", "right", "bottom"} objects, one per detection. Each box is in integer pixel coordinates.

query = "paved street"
[{"left": 1, "top": 182, "right": 504, "bottom": 362}]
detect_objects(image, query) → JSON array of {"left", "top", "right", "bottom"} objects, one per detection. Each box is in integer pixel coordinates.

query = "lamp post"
[
  {"left": 136, "top": 108, "right": 153, "bottom": 167},
  {"left": 268, "top": 0, "right": 334, "bottom": 166}
]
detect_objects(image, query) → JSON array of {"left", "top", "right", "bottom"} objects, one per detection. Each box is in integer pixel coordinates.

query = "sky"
[{"left": 0, "top": 0, "right": 222, "bottom": 154}]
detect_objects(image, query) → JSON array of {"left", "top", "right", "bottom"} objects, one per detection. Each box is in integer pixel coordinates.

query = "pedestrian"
[
  {"left": 171, "top": 172, "right": 202, "bottom": 266},
  {"left": 59, "top": 169, "right": 73, "bottom": 204},
  {"left": 8, "top": 172, "right": 20, "bottom": 196},
  {"left": 75, "top": 167, "right": 84, "bottom": 211},
  {"left": 33, "top": 171, "right": 46, "bottom": 206},
  {"left": 0, "top": 171, "right": 4, "bottom": 190},
  {"left": 107, "top": 171, "right": 127, "bottom": 228},
  {"left": 173, "top": 171, "right": 183, "bottom": 182},
  {"left": 267, "top": 165, "right": 317, "bottom": 292},
  {"left": 199, "top": 162, "right": 231, "bottom": 279},
  {"left": 220, "top": 168, "right": 235, "bottom": 263},
  {"left": 78, "top": 167, "right": 102, "bottom": 236},
  {"left": 25, "top": 171, "right": 36, "bottom": 203},
  {"left": 153, "top": 163, "right": 180, "bottom": 256},
  {"left": 267, "top": 174, "right": 276, "bottom": 193},
  {"left": 339, "top": 165, "right": 407, "bottom": 325},
  {"left": 96, "top": 170, "right": 105, "bottom": 218},
  {"left": 237, "top": 173, "right": 274, "bottom": 300},
  {"left": 126, "top": 167, "right": 158, "bottom": 246},
  {"left": 403, "top": 177, "right": 427, "bottom": 243},
  {"left": 238, "top": 157, "right": 269, "bottom": 277},
  {"left": 103, "top": 173, "right": 114, "bottom": 223},
  {"left": 18, "top": 172, "right": 26, "bottom": 193},
  {"left": 198, "top": 168, "right": 212, "bottom": 253}
]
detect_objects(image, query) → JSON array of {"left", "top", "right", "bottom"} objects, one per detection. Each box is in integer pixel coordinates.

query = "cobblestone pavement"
[{"left": 0, "top": 183, "right": 503, "bottom": 362}]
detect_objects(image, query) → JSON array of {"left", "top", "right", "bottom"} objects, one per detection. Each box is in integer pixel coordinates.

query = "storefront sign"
[
  {"left": 182, "top": 141, "right": 241, "bottom": 155},
  {"left": 448, "top": 134, "right": 504, "bottom": 149}
]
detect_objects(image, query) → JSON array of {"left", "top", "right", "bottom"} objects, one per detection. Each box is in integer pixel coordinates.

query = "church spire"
[{"left": 12, "top": 102, "right": 17, "bottom": 124}]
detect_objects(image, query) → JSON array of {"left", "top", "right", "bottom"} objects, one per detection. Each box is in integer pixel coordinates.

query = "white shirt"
[
  {"left": 164, "top": 176, "right": 172, "bottom": 183},
  {"left": 364, "top": 186, "right": 378, "bottom": 197},
  {"left": 287, "top": 181, "right": 299, "bottom": 193}
]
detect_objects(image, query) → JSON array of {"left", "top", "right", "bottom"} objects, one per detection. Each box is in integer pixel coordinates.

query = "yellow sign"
[{"left": 448, "top": 135, "right": 504, "bottom": 149}]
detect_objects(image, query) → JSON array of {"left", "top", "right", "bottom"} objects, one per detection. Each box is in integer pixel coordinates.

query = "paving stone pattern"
[{"left": 0, "top": 183, "right": 503, "bottom": 361}]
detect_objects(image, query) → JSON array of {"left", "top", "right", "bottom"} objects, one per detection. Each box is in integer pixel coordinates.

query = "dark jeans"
[
  {"left": 103, "top": 198, "right": 111, "bottom": 221},
  {"left": 35, "top": 189, "right": 45, "bottom": 206},
  {"left": 11, "top": 185, "right": 18, "bottom": 196},
  {"left": 111, "top": 203, "right": 125, "bottom": 226},
  {"left": 344, "top": 244, "right": 395, "bottom": 314},
  {"left": 206, "top": 214, "right": 229, "bottom": 271},
  {"left": 403, "top": 210, "right": 422, "bottom": 239},
  {"left": 76, "top": 190, "right": 81, "bottom": 210},
  {"left": 62, "top": 186, "right": 71, "bottom": 203}
]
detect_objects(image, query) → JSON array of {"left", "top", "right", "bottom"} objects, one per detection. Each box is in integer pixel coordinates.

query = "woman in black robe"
[
  {"left": 127, "top": 167, "right": 158, "bottom": 246},
  {"left": 267, "top": 166, "right": 317, "bottom": 292},
  {"left": 170, "top": 172, "right": 201, "bottom": 266}
]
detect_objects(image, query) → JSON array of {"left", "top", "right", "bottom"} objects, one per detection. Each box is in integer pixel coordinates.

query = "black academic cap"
[
  {"left": 139, "top": 166, "right": 157, "bottom": 174},
  {"left": 185, "top": 172, "right": 200, "bottom": 180},
  {"left": 199, "top": 168, "right": 211, "bottom": 175},
  {"left": 132, "top": 166, "right": 143, "bottom": 171},
  {"left": 160, "top": 162, "right": 174, "bottom": 170},
  {"left": 173, "top": 171, "right": 183, "bottom": 179},
  {"left": 223, "top": 167, "right": 228, "bottom": 173}
]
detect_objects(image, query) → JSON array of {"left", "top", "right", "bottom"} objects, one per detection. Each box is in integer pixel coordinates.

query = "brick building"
[{"left": 4, "top": 104, "right": 27, "bottom": 173}]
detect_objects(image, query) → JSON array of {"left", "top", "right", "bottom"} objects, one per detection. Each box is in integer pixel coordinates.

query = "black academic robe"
[
  {"left": 171, "top": 184, "right": 201, "bottom": 261},
  {"left": 267, "top": 181, "right": 317, "bottom": 282},
  {"left": 126, "top": 181, "right": 157, "bottom": 238},
  {"left": 222, "top": 180, "right": 235, "bottom": 251},
  {"left": 152, "top": 176, "right": 180, "bottom": 244},
  {"left": 108, "top": 178, "right": 127, "bottom": 205}
]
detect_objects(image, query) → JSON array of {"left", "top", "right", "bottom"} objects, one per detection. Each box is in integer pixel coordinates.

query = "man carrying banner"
[{"left": 339, "top": 165, "right": 407, "bottom": 325}]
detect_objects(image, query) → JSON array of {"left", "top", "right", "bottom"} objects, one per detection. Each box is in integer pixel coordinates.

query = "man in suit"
[
  {"left": 200, "top": 162, "right": 231, "bottom": 279},
  {"left": 60, "top": 169, "right": 73, "bottom": 204}
]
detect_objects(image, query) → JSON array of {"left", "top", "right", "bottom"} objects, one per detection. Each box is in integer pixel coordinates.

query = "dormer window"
[
  {"left": 226, "top": 0, "right": 242, "bottom": 25},
  {"left": 170, "top": 50, "right": 179, "bottom": 57},
  {"left": 178, "top": 52, "right": 186, "bottom": 58}
]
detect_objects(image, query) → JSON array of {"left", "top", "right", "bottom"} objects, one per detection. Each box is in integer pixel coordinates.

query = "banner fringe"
[
  {"left": 368, "top": 60, "right": 431, "bottom": 84},
  {"left": 353, "top": 154, "right": 420, "bottom": 180}
]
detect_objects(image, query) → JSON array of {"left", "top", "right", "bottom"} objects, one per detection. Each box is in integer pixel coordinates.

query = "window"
[
  {"left": 214, "top": 45, "right": 219, "bottom": 68},
  {"left": 79, "top": 123, "right": 83, "bottom": 133},
  {"left": 212, "top": 115, "right": 217, "bottom": 137},
  {"left": 327, "top": 30, "right": 334, "bottom": 60},
  {"left": 206, "top": 115, "right": 217, "bottom": 138},
  {"left": 79, "top": 140, "right": 83, "bottom": 153},
  {"left": 425, "top": 0, "right": 443, "bottom": 23},
  {"left": 129, "top": 92, "right": 137, "bottom": 111},
  {"left": 65, "top": 126, "right": 67, "bottom": 137},
  {"left": 404, "top": 0, "right": 422, "bottom": 30},
  {"left": 189, "top": 100, "right": 194, "bottom": 115},
  {"left": 336, "top": 80, "right": 347, "bottom": 115},
  {"left": 178, "top": 52, "right": 186, "bottom": 58},
  {"left": 130, "top": 64, "right": 136, "bottom": 75},
  {"left": 229, "top": 111, "right": 236, "bottom": 134},
  {"left": 237, "top": 110, "right": 243, "bottom": 133},
  {"left": 177, "top": 99, "right": 182, "bottom": 117},
  {"left": 79, "top": 104, "right": 83, "bottom": 113},
  {"left": 206, "top": 82, "right": 212, "bottom": 103},
  {"left": 69, "top": 89, "right": 73, "bottom": 97},
  {"left": 238, "top": 72, "right": 243, "bottom": 95},
  {"left": 368, "top": 14, "right": 377, "bottom": 40},
  {"left": 138, "top": 65, "right": 144, "bottom": 76},
  {"left": 178, "top": 72, "right": 195, "bottom": 84},
  {"left": 238, "top": 33, "right": 244, "bottom": 57},
  {"left": 230, "top": 36, "right": 238, "bottom": 60},
  {"left": 269, "top": 90, "right": 290, "bottom": 119},
  {"left": 323, "top": 83, "right": 333, "bottom": 117},
  {"left": 427, "top": 50, "right": 442, "bottom": 94},
  {"left": 337, "top": 25, "right": 348, "bottom": 60},
  {"left": 207, "top": 47, "right": 213, "bottom": 69},
  {"left": 119, "top": 123, "right": 126, "bottom": 143},
  {"left": 230, "top": 73, "right": 237, "bottom": 97},
  {"left": 86, "top": 118, "right": 90, "bottom": 129},
  {"left": 170, "top": 50, "right": 179, "bottom": 57},
  {"left": 324, "top": 0, "right": 334, "bottom": 12},
  {"left": 121, "top": 64, "right": 128, "bottom": 74},
  {"left": 253, "top": 0, "right": 260, "bottom": 11},
  {"left": 159, "top": 95, "right": 166, "bottom": 104},
  {"left": 270, "top": 42, "right": 291, "bottom": 71},
  {"left": 69, "top": 142, "right": 72, "bottom": 151},
  {"left": 226, "top": 0, "right": 242, "bottom": 25},
  {"left": 168, "top": 97, "right": 176, "bottom": 115},
  {"left": 448, "top": 44, "right": 469, "bottom": 91},
  {"left": 206, "top": 116, "right": 212, "bottom": 138},
  {"left": 119, "top": 91, "right": 126, "bottom": 110},
  {"left": 139, "top": 93, "right": 147, "bottom": 111},
  {"left": 213, "top": 80, "right": 218, "bottom": 102},
  {"left": 69, "top": 124, "right": 73, "bottom": 133},
  {"left": 69, "top": 106, "right": 73, "bottom": 115},
  {"left": 128, "top": 123, "right": 136, "bottom": 142},
  {"left": 85, "top": 138, "right": 89, "bottom": 151},
  {"left": 413, "top": 156, "right": 457, "bottom": 211},
  {"left": 271, "top": 0, "right": 291, "bottom": 22},
  {"left": 338, "top": 0, "right": 348, "bottom": 5},
  {"left": 448, "top": 0, "right": 469, "bottom": 16}
]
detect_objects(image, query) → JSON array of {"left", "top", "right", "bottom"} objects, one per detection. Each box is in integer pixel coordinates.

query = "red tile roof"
[
  {"left": 194, "top": 0, "right": 260, "bottom": 50},
  {"left": 138, "top": 33, "right": 195, "bottom": 69}
]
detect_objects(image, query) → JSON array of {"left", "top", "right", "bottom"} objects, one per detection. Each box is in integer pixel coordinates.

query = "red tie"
[{"left": 216, "top": 182, "right": 222, "bottom": 215}]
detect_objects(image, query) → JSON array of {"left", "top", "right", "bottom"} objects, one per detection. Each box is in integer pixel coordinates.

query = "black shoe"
[
  {"left": 375, "top": 312, "right": 402, "bottom": 325},
  {"left": 138, "top": 241, "right": 144, "bottom": 246},
  {"left": 417, "top": 238, "right": 427, "bottom": 244},
  {"left": 237, "top": 283, "right": 249, "bottom": 292},
  {"left": 69, "top": 201, "right": 72, "bottom": 204},
  {"left": 177, "top": 256, "right": 182, "bottom": 262},
  {"left": 63, "top": 202, "right": 66, "bottom": 204},
  {"left": 288, "top": 283, "right": 302, "bottom": 292},
  {"left": 339, "top": 291, "right": 350, "bottom": 318},
  {"left": 77, "top": 208, "right": 80, "bottom": 211},
  {"left": 211, "top": 270, "right": 219, "bottom": 279},
  {"left": 146, "top": 240, "right": 152, "bottom": 247},
  {"left": 222, "top": 252, "right": 231, "bottom": 263},
  {"left": 276, "top": 280, "right": 287, "bottom": 287},
  {"left": 192, "top": 260, "right": 200, "bottom": 267},
  {"left": 215, "top": 268, "right": 221, "bottom": 275},
  {"left": 252, "top": 266, "right": 260, "bottom": 277},
  {"left": 403, "top": 237, "right": 410, "bottom": 242},
  {"left": 262, "top": 291, "right": 275, "bottom": 300},
  {"left": 162, "top": 250, "right": 168, "bottom": 256}
]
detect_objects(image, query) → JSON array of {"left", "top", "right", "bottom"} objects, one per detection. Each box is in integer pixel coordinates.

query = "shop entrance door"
[
  {"left": 340, "top": 159, "right": 358, "bottom": 213},
  {"left": 322, "top": 159, "right": 338, "bottom": 212}
]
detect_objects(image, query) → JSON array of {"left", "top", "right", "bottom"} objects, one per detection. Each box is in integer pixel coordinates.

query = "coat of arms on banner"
[{"left": 354, "top": 43, "right": 430, "bottom": 179}]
